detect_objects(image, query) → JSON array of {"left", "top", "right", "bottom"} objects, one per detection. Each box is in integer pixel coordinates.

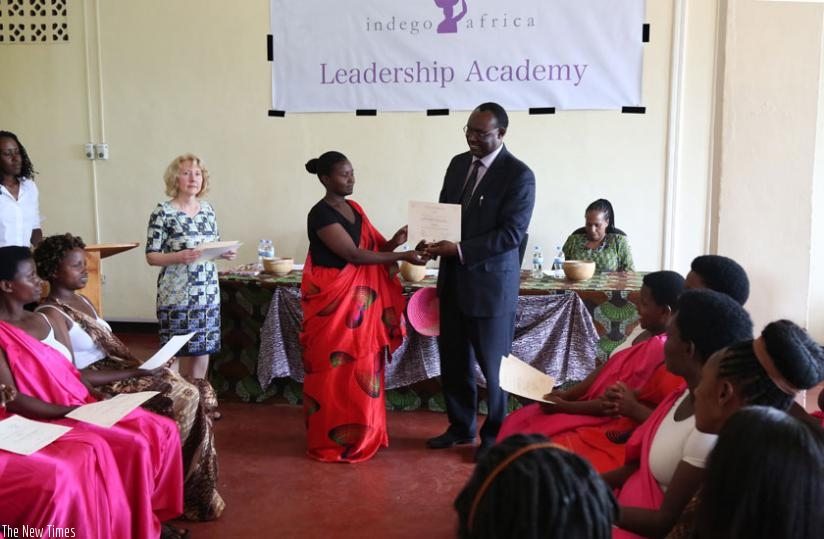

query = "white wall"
[
  {"left": 810, "top": 7, "right": 824, "bottom": 341},
  {"left": 668, "top": 0, "right": 721, "bottom": 275},
  {"left": 715, "top": 0, "right": 824, "bottom": 336}
]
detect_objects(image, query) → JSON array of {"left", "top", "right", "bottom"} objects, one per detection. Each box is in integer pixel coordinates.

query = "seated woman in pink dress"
[
  {"left": 34, "top": 232, "right": 224, "bottom": 521},
  {"left": 498, "top": 271, "right": 685, "bottom": 444},
  {"left": 604, "top": 290, "right": 753, "bottom": 539},
  {"left": 0, "top": 383, "right": 132, "bottom": 537},
  {"left": 0, "top": 246, "right": 185, "bottom": 539}
]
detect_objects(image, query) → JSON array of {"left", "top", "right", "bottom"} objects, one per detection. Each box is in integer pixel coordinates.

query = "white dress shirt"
[
  {"left": 457, "top": 144, "right": 505, "bottom": 263},
  {"left": 0, "top": 177, "right": 41, "bottom": 247},
  {"left": 466, "top": 143, "right": 504, "bottom": 196}
]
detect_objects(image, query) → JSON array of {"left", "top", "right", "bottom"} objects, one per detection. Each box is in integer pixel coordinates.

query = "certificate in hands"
[
  {"left": 408, "top": 201, "right": 461, "bottom": 247},
  {"left": 499, "top": 354, "right": 557, "bottom": 403},
  {"left": 193, "top": 241, "right": 240, "bottom": 262},
  {"left": 0, "top": 415, "right": 72, "bottom": 455},
  {"left": 139, "top": 332, "right": 196, "bottom": 371},
  {"left": 66, "top": 391, "right": 160, "bottom": 428}
]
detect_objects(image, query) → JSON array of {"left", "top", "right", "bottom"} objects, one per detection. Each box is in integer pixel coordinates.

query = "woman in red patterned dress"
[{"left": 300, "top": 151, "right": 427, "bottom": 463}]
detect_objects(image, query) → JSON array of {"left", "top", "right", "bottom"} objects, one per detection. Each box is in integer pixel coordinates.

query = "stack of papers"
[{"left": 193, "top": 241, "right": 240, "bottom": 262}]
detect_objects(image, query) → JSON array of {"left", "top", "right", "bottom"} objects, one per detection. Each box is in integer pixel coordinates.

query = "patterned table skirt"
[{"left": 211, "top": 270, "right": 643, "bottom": 407}]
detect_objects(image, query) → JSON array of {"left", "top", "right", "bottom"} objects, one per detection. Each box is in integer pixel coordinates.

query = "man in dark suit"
[{"left": 424, "top": 102, "right": 535, "bottom": 457}]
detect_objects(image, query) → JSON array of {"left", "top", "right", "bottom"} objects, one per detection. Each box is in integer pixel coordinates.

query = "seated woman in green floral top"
[{"left": 563, "top": 198, "right": 634, "bottom": 273}]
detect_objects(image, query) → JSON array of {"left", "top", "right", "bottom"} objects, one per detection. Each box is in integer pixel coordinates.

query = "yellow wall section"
[
  {"left": 1, "top": 0, "right": 683, "bottom": 320},
  {"left": 4, "top": 0, "right": 823, "bottom": 342}
]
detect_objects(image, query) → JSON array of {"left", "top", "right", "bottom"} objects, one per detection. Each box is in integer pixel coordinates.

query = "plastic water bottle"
[
  {"left": 531, "top": 246, "right": 544, "bottom": 279},
  {"left": 257, "top": 239, "right": 275, "bottom": 267},
  {"left": 552, "top": 246, "right": 565, "bottom": 278}
]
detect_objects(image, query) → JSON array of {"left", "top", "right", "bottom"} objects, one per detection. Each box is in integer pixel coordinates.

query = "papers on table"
[
  {"left": 0, "top": 415, "right": 72, "bottom": 455},
  {"left": 139, "top": 332, "right": 196, "bottom": 371},
  {"left": 408, "top": 201, "right": 461, "bottom": 247},
  {"left": 193, "top": 241, "right": 240, "bottom": 262},
  {"left": 499, "top": 354, "right": 557, "bottom": 404},
  {"left": 66, "top": 391, "right": 160, "bottom": 428}
]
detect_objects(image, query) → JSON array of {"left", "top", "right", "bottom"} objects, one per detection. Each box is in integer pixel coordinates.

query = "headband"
[
  {"left": 467, "top": 441, "right": 568, "bottom": 533},
  {"left": 752, "top": 336, "right": 800, "bottom": 396}
]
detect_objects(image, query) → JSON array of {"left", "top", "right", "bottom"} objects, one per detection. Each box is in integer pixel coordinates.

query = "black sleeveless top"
[{"left": 307, "top": 200, "right": 362, "bottom": 269}]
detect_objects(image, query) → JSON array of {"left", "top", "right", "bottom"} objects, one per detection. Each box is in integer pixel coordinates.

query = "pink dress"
[
  {"left": 0, "top": 408, "right": 132, "bottom": 537},
  {"left": 498, "top": 334, "right": 667, "bottom": 441},
  {"left": 0, "top": 322, "right": 183, "bottom": 539},
  {"left": 613, "top": 388, "right": 687, "bottom": 539}
]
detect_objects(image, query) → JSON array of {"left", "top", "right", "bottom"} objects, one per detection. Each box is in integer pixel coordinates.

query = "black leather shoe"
[
  {"left": 474, "top": 440, "right": 493, "bottom": 462},
  {"left": 426, "top": 431, "right": 475, "bottom": 449}
]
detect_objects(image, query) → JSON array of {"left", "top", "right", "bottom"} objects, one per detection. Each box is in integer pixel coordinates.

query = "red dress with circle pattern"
[{"left": 300, "top": 201, "right": 406, "bottom": 462}]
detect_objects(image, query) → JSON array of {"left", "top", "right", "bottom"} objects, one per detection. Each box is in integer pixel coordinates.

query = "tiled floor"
[{"left": 122, "top": 333, "right": 476, "bottom": 538}]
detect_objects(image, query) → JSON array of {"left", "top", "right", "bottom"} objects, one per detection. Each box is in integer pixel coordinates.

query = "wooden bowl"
[
  {"left": 563, "top": 260, "right": 596, "bottom": 281},
  {"left": 263, "top": 257, "right": 293, "bottom": 276},
  {"left": 399, "top": 261, "right": 427, "bottom": 282}
]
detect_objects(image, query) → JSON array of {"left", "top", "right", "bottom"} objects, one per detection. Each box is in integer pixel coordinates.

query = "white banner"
[{"left": 270, "top": 0, "right": 645, "bottom": 113}]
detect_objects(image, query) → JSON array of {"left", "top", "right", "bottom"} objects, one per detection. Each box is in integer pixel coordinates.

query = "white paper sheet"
[
  {"left": 0, "top": 415, "right": 72, "bottom": 455},
  {"left": 193, "top": 241, "right": 240, "bottom": 262},
  {"left": 499, "top": 354, "right": 557, "bottom": 403},
  {"left": 407, "top": 201, "right": 461, "bottom": 247},
  {"left": 139, "top": 332, "right": 196, "bottom": 371},
  {"left": 65, "top": 391, "right": 160, "bottom": 428}
]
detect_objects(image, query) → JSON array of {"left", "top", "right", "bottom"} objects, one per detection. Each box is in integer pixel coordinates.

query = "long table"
[{"left": 213, "top": 270, "right": 645, "bottom": 404}]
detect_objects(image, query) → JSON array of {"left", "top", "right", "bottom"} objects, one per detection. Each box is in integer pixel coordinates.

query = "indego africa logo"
[
  {"left": 364, "top": 0, "right": 537, "bottom": 36},
  {"left": 320, "top": 2, "right": 584, "bottom": 89},
  {"left": 435, "top": 0, "right": 467, "bottom": 33}
]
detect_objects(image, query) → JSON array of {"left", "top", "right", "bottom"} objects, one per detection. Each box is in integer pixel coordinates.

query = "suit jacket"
[{"left": 436, "top": 146, "right": 536, "bottom": 317}]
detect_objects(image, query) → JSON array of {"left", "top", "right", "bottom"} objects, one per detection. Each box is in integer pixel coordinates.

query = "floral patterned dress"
[
  {"left": 146, "top": 200, "right": 221, "bottom": 355},
  {"left": 562, "top": 232, "right": 635, "bottom": 273}
]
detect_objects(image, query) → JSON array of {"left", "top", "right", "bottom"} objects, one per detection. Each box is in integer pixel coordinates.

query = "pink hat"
[{"left": 407, "top": 287, "right": 440, "bottom": 337}]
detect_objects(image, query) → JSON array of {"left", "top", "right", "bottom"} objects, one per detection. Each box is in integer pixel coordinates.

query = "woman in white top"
[
  {"left": 33, "top": 232, "right": 226, "bottom": 521},
  {"left": 602, "top": 289, "right": 753, "bottom": 538},
  {"left": 660, "top": 320, "right": 824, "bottom": 539},
  {"left": 0, "top": 131, "right": 42, "bottom": 247}
]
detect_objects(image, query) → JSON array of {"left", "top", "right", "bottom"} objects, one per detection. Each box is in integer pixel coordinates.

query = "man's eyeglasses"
[{"left": 463, "top": 125, "right": 499, "bottom": 138}]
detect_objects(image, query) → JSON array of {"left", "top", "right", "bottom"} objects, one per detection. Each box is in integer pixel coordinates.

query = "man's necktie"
[{"left": 460, "top": 160, "right": 482, "bottom": 210}]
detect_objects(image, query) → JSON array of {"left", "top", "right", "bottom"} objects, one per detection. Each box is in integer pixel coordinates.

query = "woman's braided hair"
[
  {"left": 454, "top": 434, "right": 617, "bottom": 539},
  {"left": 716, "top": 319, "right": 824, "bottom": 410}
]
